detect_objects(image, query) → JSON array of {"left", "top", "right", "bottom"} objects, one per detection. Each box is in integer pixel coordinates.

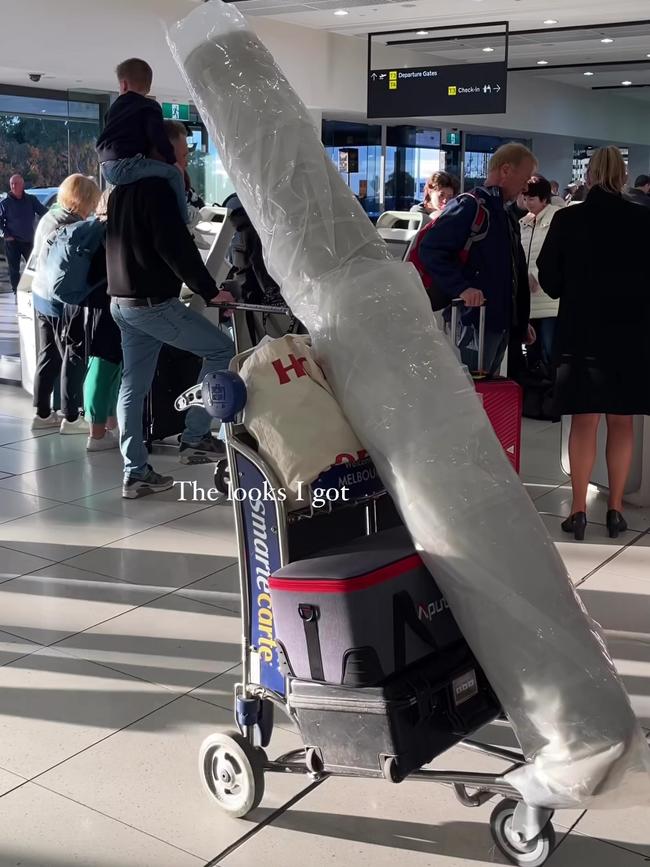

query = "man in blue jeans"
[{"left": 107, "top": 176, "right": 234, "bottom": 499}]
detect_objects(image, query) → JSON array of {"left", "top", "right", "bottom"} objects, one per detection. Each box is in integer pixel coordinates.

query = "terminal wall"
[{"left": 1, "top": 1, "right": 648, "bottom": 150}]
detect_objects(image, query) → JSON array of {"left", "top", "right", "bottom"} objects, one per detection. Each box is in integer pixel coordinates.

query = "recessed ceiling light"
[
  {"left": 543, "top": 19, "right": 558, "bottom": 24},
  {"left": 622, "top": 80, "right": 632, "bottom": 85},
  {"left": 416, "top": 30, "right": 429, "bottom": 36},
  {"left": 482, "top": 46, "right": 495, "bottom": 53},
  {"left": 333, "top": 8, "right": 349, "bottom": 15},
  {"left": 647, "top": 53, "right": 650, "bottom": 58},
  {"left": 537, "top": 60, "right": 549, "bottom": 65},
  {"left": 600, "top": 38, "right": 614, "bottom": 44},
  {"left": 584, "top": 71, "right": 594, "bottom": 76}
]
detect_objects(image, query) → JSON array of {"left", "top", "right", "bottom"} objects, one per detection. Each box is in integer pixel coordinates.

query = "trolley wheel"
[
  {"left": 382, "top": 755, "right": 402, "bottom": 783},
  {"left": 199, "top": 730, "right": 265, "bottom": 818},
  {"left": 214, "top": 459, "right": 230, "bottom": 495},
  {"left": 490, "top": 799, "right": 556, "bottom": 866}
]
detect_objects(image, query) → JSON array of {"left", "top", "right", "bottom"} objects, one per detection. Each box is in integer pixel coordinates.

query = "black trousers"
[
  {"left": 33, "top": 309, "right": 86, "bottom": 420},
  {"left": 5, "top": 239, "right": 33, "bottom": 294}
]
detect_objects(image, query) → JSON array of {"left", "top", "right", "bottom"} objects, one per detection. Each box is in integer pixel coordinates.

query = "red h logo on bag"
[{"left": 272, "top": 354, "right": 308, "bottom": 385}]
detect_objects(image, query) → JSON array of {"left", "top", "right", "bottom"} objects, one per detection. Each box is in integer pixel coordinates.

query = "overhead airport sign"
[{"left": 367, "top": 61, "right": 507, "bottom": 118}]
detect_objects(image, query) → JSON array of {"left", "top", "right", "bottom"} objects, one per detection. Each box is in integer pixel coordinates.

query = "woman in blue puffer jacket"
[{"left": 30, "top": 174, "right": 101, "bottom": 433}]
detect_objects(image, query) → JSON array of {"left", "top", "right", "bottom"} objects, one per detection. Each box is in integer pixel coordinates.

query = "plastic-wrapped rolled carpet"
[{"left": 168, "top": 0, "right": 650, "bottom": 809}]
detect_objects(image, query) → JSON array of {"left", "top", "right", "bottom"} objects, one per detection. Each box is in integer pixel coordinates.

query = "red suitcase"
[{"left": 450, "top": 301, "right": 522, "bottom": 472}]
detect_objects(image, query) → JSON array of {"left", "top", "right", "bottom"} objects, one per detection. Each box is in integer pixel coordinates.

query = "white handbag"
[{"left": 238, "top": 335, "right": 364, "bottom": 507}]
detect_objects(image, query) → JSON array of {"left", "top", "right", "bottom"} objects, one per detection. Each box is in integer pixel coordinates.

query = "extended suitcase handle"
[{"left": 450, "top": 298, "right": 487, "bottom": 376}]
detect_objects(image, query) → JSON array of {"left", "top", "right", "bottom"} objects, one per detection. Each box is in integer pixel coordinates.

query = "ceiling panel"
[{"left": 231, "top": 0, "right": 650, "bottom": 35}]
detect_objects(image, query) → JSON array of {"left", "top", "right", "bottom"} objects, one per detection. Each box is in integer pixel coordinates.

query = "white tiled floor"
[{"left": 0, "top": 388, "right": 649, "bottom": 866}]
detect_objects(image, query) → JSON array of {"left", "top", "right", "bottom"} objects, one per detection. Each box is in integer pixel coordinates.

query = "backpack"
[
  {"left": 407, "top": 192, "right": 490, "bottom": 311},
  {"left": 45, "top": 219, "right": 106, "bottom": 306},
  {"left": 222, "top": 194, "right": 304, "bottom": 342}
]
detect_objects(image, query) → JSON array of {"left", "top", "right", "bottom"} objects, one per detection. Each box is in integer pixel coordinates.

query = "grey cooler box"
[{"left": 269, "top": 527, "right": 463, "bottom": 687}]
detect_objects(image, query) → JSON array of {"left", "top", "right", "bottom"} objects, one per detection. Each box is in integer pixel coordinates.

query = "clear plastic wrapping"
[{"left": 168, "top": 1, "right": 650, "bottom": 809}]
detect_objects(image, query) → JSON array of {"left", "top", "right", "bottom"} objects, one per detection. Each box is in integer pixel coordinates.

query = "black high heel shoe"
[
  {"left": 606, "top": 510, "right": 627, "bottom": 539},
  {"left": 561, "top": 512, "right": 587, "bottom": 541}
]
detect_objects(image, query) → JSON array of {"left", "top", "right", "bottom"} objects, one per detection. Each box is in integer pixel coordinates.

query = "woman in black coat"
[{"left": 538, "top": 146, "right": 650, "bottom": 541}]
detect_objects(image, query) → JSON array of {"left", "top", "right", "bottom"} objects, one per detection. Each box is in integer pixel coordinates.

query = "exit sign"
[
  {"left": 446, "top": 130, "right": 461, "bottom": 146},
  {"left": 162, "top": 102, "right": 190, "bottom": 121}
]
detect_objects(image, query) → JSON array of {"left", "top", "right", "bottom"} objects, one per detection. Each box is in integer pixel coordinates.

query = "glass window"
[
  {"left": 385, "top": 126, "right": 443, "bottom": 211},
  {"left": 324, "top": 144, "right": 382, "bottom": 219},
  {"left": 187, "top": 135, "right": 235, "bottom": 207},
  {"left": 464, "top": 134, "right": 532, "bottom": 190},
  {"left": 572, "top": 143, "right": 628, "bottom": 184},
  {"left": 0, "top": 91, "right": 102, "bottom": 192},
  {"left": 322, "top": 121, "right": 382, "bottom": 220}
]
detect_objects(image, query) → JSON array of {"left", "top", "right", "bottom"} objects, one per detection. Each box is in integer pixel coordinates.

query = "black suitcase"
[
  {"left": 144, "top": 344, "right": 202, "bottom": 445},
  {"left": 288, "top": 644, "right": 500, "bottom": 782}
]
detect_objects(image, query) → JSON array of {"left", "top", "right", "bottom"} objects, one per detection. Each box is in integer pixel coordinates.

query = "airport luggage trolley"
[{"left": 186, "top": 301, "right": 558, "bottom": 867}]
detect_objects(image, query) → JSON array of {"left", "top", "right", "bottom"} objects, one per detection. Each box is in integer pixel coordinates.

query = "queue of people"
[
  {"left": 5, "top": 56, "right": 234, "bottom": 497},
  {"left": 3, "top": 62, "right": 650, "bottom": 524},
  {"left": 411, "top": 143, "right": 650, "bottom": 542}
]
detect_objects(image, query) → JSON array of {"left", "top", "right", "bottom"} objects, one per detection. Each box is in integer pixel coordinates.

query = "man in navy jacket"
[
  {"left": 0, "top": 174, "right": 47, "bottom": 297},
  {"left": 418, "top": 143, "right": 536, "bottom": 375}
]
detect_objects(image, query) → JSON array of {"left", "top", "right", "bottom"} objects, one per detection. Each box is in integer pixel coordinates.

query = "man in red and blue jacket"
[{"left": 418, "top": 143, "right": 536, "bottom": 376}]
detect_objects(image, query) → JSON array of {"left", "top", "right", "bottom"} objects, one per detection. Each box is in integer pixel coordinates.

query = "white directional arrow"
[
  {"left": 494, "top": 84, "right": 502, "bottom": 93},
  {"left": 371, "top": 72, "right": 378, "bottom": 80}
]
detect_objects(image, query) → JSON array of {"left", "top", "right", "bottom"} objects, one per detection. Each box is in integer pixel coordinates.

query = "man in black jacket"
[
  {"left": 107, "top": 176, "right": 234, "bottom": 499},
  {"left": 0, "top": 174, "right": 47, "bottom": 297}
]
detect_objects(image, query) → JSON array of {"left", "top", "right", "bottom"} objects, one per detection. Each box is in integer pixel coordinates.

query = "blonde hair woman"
[
  {"left": 30, "top": 173, "right": 101, "bottom": 433},
  {"left": 538, "top": 147, "right": 650, "bottom": 540}
]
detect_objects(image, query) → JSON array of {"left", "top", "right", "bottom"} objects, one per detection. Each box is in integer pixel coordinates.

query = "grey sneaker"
[
  {"left": 179, "top": 435, "right": 225, "bottom": 465},
  {"left": 122, "top": 467, "right": 174, "bottom": 499}
]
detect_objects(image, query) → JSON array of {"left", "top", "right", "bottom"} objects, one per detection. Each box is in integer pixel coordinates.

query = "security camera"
[{"left": 29, "top": 73, "right": 42, "bottom": 83}]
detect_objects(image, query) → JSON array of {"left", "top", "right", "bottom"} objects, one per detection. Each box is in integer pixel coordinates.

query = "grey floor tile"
[
  {"left": 65, "top": 524, "right": 235, "bottom": 588},
  {"left": 0, "top": 766, "right": 25, "bottom": 797},
  {"left": 176, "top": 563, "right": 241, "bottom": 613},
  {"left": 0, "top": 503, "right": 152, "bottom": 561},
  {"left": 0, "top": 783, "right": 204, "bottom": 867},
  {"left": 38, "top": 697, "right": 314, "bottom": 861},
  {"left": 0, "top": 563, "right": 167, "bottom": 645},
  {"left": 0, "top": 647, "right": 178, "bottom": 778},
  {"left": 55, "top": 593, "right": 241, "bottom": 692},
  {"left": 0, "top": 546, "right": 54, "bottom": 584},
  {"left": 0, "top": 630, "right": 42, "bottom": 667}
]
